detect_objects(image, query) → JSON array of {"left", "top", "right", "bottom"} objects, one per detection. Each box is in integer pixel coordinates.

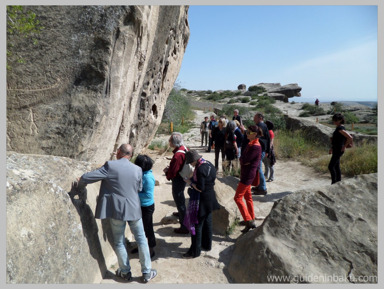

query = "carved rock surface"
[
  {"left": 6, "top": 152, "right": 118, "bottom": 284},
  {"left": 7, "top": 6, "right": 190, "bottom": 165},
  {"left": 228, "top": 173, "right": 378, "bottom": 283}
]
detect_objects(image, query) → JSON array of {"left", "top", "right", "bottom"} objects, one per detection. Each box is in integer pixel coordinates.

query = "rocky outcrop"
[
  {"left": 228, "top": 173, "right": 378, "bottom": 283},
  {"left": 237, "top": 84, "right": 246, "bottom": 90},
  {"left": 6, "top": 152, "right": 116, "bottom": 284},
  {"left": 7, "top": 6, "right": 190, "bottom": 165},
  {"left": 248, "top": 83, "right": 302, "bottom": 102},
  {"left": 285, "top": 115, "right": 377, "bottom": 147},
  {"left": 212, "top": 177, "right": 242, "bottom": 235}
]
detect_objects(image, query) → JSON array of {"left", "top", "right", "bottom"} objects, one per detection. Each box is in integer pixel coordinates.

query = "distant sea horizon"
[{"left": 289, "top": 97, "right": 377, "bottom": 108}]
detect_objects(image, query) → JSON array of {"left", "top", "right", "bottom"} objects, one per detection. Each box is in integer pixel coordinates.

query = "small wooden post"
[
  {"left": 351, "top": 123, "right": 354, "bottom": 130},
  {"left": 170, "top": 122, "right": 173, "bottom": 132},
  {"left": 316, "top": 117, "right": 319, "bottom": 123},
  {"left": 182, "top": 117, "right": 184, "bottom": 125}
]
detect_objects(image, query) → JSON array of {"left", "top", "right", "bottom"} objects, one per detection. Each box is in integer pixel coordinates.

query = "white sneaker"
[{"left": 142, "top": 269, "right": 157, "bottom": 283}]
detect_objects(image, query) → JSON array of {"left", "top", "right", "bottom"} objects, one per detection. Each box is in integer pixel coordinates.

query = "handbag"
[
  {"left": 251, "top": 169, "right": 260, "bottom": 187},
  {"left": 176, "top": 149, "right": 194, "bottom": 179}
]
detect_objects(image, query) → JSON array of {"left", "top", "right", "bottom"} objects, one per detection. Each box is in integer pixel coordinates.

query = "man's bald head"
[{"left": 117, "top": 144, "right": 133, "bottom": 159}]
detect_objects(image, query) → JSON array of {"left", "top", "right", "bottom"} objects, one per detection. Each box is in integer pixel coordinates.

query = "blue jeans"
[
  {"left": 263, "top": 155, "right": 274, "bottom": 180},
  {"left": 110, "top": 218, "right": 151, "bottom": 274},
  {"left": 258, "top": 151, "right": 266, "bottom": 190}
]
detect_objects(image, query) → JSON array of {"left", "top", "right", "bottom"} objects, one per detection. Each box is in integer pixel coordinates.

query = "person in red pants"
[{"left": 234, "top": 125, "right": 263, "bottom": 233}]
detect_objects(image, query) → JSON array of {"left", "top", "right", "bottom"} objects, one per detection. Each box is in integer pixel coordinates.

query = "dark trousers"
[
  {"left": 172, "top": 175, "right": 187, "bottom": 229},
  {"left": 328, "top": 151, "right": 344, "bottom": 184},
  {"left": 187, "top": 212, "right": 213, "bottom": 257},
  {"left": 201, "top": 131, "right": 208, "bottom": 146},
  {"left": 141, "top": 204, "right": 156, "bottom": 248},
  {"left": 214, "top": 145, "right": 225, "bottom": 171},
  {"left": 207, "top": 136, "right": 213, "bottom": 152}
]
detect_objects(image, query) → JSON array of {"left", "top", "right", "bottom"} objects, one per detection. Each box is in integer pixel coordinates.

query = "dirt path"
[{"left": 100, "top": 108, "right": 334, "bottom": 284}]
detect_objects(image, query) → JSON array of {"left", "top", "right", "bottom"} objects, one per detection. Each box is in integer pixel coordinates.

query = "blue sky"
[{"left": 177, "top": 5, "right": 377, "bottom": 102}]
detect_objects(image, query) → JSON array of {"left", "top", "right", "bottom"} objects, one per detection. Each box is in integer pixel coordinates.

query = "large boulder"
[
  {"left": 237, "top": 84, "right": 246, "bottom": 90},
  {"left": 228, "top": 173, "right": 378, "bottom": 283},
  {"left": 7, "top": 6, "right": 190, "bottom": 166},
  {"left": 6, "top": 152, "right": 127, "bottom": 284},
  {"left": 212, "top": 176, "right": 242, "bottom": 235},
  {"left": 248, "top": 83, "right": 301, "bottom": 101},
  {"left": 269, "top": 83, "right": 302, "bottom": 98}
]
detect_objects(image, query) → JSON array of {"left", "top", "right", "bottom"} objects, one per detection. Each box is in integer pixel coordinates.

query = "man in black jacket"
[{"left": 253, "top": 112, "right": 270, "bottom": 195}]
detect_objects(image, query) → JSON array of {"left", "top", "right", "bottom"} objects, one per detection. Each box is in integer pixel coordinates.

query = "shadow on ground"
[{"left": 252, "top": 191, "right": 293, "bottom": 203}]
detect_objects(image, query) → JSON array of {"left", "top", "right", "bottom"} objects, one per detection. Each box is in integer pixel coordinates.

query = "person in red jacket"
[
  {"left": 163, "top": 132, "right": 189, "bottom": 234},
  {"left": 234, "top": 125, "right": 263, "bottom": 233}
]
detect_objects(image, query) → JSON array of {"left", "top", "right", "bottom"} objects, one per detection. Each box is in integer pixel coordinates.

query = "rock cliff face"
[
  {"left": 7, "top": 6, "right": 190, "bottom": 165},
  {"left": 7, "top": 152, "right": 109, "bottom": 283},
  {"left": 228, "top": 173, "right": 378, "bottom": 283}
]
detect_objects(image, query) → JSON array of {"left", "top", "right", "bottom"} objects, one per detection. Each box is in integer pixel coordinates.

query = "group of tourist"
[
  {"left": 75, "top": 105, "right": 352, "bottom": 283},
  {"left": 201, "top": 110, "right": 276, "bottom": 190}
]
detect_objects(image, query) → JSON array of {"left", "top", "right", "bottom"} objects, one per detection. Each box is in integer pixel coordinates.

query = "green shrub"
[
  {"left": 248, "top": 86, "right": 267, "bottom": 94},
  {"left": 241, "top": 97, "right": 250, "bottom": 103},
  {"left": 227, "top": 99, "right": 237, "bottom": 104},
  {"left": 148, "top": 140, "right": 168, "bottom": 153},
  {"left": 250, "top": 101, "right": 258, "bottom": 105},
  {"left": 299, "top": 112, "right": 311, "bottom": 117},
  {"left": 265, "top": 114, "right": 286, "bottom": 130},
  {"left": 163, "top": 88, "right": 194, "bottom": 123},
  {"left": 263, "top": 104, "right": 281, "bottom": 114},
  {"left": 311, "top": 142, "right": 377, "bottom": 176},
  {"left": 274, "top": 129, "right": 328, "bottom": 160},
  {"left": 343, "top": 111, "right": 359, "bottom": 124},
  {"left": 221, "top": 105, "right": 250, "bottom": 119},
  {"left": 327, "top": 102, "right": 344, "bottom": 114},
  {"left": 300, "top": 103, "right": 326, "bottom": 116},
  {"left": 352, "top": 126, "right": 377, "bottom": 135}
]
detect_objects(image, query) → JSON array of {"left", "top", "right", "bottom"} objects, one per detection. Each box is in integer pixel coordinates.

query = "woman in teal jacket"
[{"left": 131, "top": 154, "right": 156, "bottom": 258}]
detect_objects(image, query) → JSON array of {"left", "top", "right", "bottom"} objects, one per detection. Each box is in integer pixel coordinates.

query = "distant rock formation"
[
  {"left": 228, "top": 173, "right": 378, "bottom": 283},
  {"left": 248, "top": 83, "right": 302, "bottom": 102},
  {"left": 237, "top": 84, "right": 246, "bottom": 90},
  {"left": 7, "top": 6, "right": 190, "bottom": 165}
]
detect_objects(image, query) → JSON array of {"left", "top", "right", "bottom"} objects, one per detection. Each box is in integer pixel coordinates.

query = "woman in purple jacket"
[{"left": 234, "top": 125, "right": 263, "bottom": 233}]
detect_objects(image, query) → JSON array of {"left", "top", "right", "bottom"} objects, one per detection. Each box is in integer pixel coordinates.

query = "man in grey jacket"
[{"left": 77, "top": 144, "right": 157, "bottom": 283}]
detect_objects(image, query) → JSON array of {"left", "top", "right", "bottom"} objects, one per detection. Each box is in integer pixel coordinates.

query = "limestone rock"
[
  {"left": 6, "top": 152, "right": 120, "bottom": 284},
  {"left": 7, "top": 6, "right": 190, "bottom": 166},
  {"left": 269, "top": 83, "right": 302, "bottom": 98},
  {"left": 266, "top": 92, "right": 287, "bottom": 102},
  {"left": 228, "top": 173, "right": 378, "bottom": 283},
  {"left": 212, "top": 176, "right": 242, "bottom": 235},
  {"left": 248, "top": 83, "right": 301, "bottom": 101}
]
